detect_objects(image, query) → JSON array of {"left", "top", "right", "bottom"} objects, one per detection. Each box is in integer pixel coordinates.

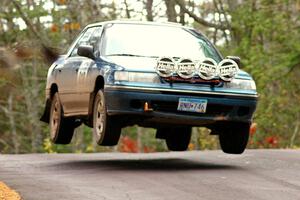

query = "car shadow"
[{"left": 53, "top": 157, "right": 242, "bottom": 172}]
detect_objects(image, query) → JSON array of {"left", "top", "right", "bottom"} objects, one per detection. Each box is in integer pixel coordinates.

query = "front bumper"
[{"left": 104, "top": 85, "right": 257, "bottom": 127}]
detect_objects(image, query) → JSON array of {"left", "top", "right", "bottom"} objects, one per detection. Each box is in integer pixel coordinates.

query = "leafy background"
[{"left": 0, "top": 0, "right": 299, "bottom": 153}]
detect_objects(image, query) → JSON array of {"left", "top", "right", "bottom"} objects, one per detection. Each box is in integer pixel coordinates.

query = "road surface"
[{"left": 0, "top": 150, "right": 299, "bottom": 200}]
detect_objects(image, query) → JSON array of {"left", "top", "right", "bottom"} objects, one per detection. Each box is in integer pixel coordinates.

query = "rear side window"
[{"left": 70, "top": 26, "right": 102, "bottom": 57}]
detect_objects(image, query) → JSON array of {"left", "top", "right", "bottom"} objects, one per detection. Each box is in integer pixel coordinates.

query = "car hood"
[
  {"left": 105, "top": 56, "right": 252, "bottom": 79},
  {"left": 105, "top": 56, "right": 158, "bottom": 72}
]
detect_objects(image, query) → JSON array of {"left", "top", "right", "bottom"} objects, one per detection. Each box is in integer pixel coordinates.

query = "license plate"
[{"left": 177, "top": 98, "right": 208, "bottom": 113}]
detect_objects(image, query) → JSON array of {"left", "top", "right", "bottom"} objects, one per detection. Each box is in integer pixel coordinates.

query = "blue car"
[{"left": 41, "top": 21, "right": 257, "bottom": 154}]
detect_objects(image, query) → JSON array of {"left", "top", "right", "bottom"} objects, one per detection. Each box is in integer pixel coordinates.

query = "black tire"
[
  {"left": 93, "top": 89, "right": 121, "bottom": 146},
  {"left": 49, "top": 93, "right": 75, "bottom": 144},
  {"left": 164, "top": 127, "right": 192, "bottom": 151},
  {"left": 218, "top": 122, "right": 250, "bottom": 154}
]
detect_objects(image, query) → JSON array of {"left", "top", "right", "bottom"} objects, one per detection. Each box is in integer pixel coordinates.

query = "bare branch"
[
  {"left": 11, "top": 0, "right": 58, "bottom": 63},
  {"left": 175, "top": 0, "right": 228, "bottom": 30},
  {"left": 11, "top": 0, "right": 41, "bottom": 41}
]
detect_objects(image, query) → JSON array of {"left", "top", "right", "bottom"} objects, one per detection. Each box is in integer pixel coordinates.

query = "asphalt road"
[{"left": 0, "top": 150, "right": 299, "bottom": 200}]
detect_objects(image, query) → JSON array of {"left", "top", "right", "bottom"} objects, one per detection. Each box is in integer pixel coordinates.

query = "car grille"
[{"left": 162, "top": 76, "right": 222, "bottom": 86}]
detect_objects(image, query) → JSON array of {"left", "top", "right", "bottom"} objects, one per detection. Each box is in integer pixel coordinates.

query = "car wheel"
[
  {"left": 49, "top": 93, "right": 75, "bottom": 144},
  {"left": 218, "top": 122, "right": 250, "bottom": 154},
  {"left": 165, "top": 127, "right": 192, "bottom": 151},
  {"left": 93, "top": 89, "right": 121, "bottom": 146}
]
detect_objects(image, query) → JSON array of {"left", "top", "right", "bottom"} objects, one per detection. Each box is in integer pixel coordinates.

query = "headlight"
[
  {"left": 223, "top": 78, "right": 256, "bottom": 90},
  {"left": 114, "top": 71, "right": 160, "bottom": 83},
  {"left": 114, "top": 71, "right": 129, "bottom": 81}
]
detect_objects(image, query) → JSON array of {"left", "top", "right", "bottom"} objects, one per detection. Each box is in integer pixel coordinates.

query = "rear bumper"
[{"left": 104, "top": 86, "right": 257, "bottom": 127}]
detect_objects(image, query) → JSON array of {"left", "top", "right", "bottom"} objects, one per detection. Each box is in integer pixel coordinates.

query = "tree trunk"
[
  {"left": 1, "top": 93, "right": 20, "bottom": 153},
  {"left": 179, "top": 6, "right": 185, "bottom": 25},
  {"left": 124, "top": 0, "right": 131, "bottom": 18},
  {"left": 73, "top": 125, "right": 84, "bottom": 152},
  {"left": 290, "top": 114, "right": 300, "bottom": 148},
  {"left": 7, "top": 93, "right": 19, "bottom": 154},
  {"left": 137, "top": 127, "right": 143, "bottom": 153},
  {"left": 146, "top": 0, "right": 154, "bottom": 21},
  {"left": 165, "top": 0, "right": 177, "bottom": 22},
  {"left": 20, "top": 61, "right": 42, "bottom": 153}
]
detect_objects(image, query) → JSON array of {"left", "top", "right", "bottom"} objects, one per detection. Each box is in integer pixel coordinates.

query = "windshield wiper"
[{"left": 105, "top": 53, "right": 158, "bottom": 58}]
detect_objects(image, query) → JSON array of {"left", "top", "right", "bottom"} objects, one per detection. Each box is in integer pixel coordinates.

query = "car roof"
[{"left": 84, "top": 20, "right": 193, "bottom": 30}]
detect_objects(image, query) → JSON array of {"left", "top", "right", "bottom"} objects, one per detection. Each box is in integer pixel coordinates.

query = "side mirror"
[
  {"left": 77, "top": 45, "right": 95, "bottom": 59},
  {"left": 226, "top": 56, "right": 241, "bottom": 67}
]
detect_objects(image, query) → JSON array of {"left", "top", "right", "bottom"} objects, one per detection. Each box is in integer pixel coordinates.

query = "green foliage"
[
  {"left": 222, "top": 0, "right": 300, "bottom": 148},
  {"left": 197, "top": 128, "right": 219, "bottom": 150}
]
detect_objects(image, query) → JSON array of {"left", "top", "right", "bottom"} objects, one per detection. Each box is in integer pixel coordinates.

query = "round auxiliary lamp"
[
  {"left": 197, "top": 58, "right": 218, "bottom": 80},
  {"left": 155, "top": 57, "right": 176, "bottom": 78},
  {"left": 176, "top": 58, "right": 196, "bottom": 79},
  {"left": 217, "top": 59, "right": 239, "bottom": 82}
]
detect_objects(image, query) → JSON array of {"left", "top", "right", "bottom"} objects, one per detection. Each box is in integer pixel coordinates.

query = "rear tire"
[
  {"left": 93, "top": 89, "right": 121, "bottom": 146},
  {"left": 49, "top": 93, "right": 75, "bottom": 144},
  {"left": 164, "top": 127, "right": 192, "bottom": 151},
  {"left": 218, "top": 122, "right": 250, "bottom": 154}
]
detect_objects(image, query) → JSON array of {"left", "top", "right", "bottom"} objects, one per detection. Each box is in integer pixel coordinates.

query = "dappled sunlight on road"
[{"left": 0, "top": 182, "right": 21, "bottom": 200}]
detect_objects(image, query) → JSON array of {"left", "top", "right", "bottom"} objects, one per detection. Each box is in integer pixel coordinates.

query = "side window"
[
  {"left": 70, "top": 26, "right": 102, "bottom": 57},
  {"left": 89, "top": 27, "right": 103, "bottom": 57}
]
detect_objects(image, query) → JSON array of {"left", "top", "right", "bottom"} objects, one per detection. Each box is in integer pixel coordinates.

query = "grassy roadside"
[{"left": 0, "top": 182, "right": 21, "bottom": 200}]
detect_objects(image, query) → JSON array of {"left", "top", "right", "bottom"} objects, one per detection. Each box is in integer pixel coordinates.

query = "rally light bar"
[{"left": 155, "top": 57, "right": 239, "bottom": 81}]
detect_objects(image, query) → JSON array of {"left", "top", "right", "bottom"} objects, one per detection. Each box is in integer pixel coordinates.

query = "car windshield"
[{"left": 101, "top": 23, "right": 221, "bottom": 62}]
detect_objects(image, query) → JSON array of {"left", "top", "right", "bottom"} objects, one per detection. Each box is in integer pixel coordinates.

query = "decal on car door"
[{"left": 77, "top": 60, "right": 92, "bottom": 87}]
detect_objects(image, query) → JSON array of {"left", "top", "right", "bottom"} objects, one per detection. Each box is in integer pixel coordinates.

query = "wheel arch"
[
  {"left": 86, "top": 75, "right": 105, "bottom": 127},
  {"left": 40, "top": 83, "right": 59, "bottom": 123},
  {"left": 93, "top": 76, "right": 105, "bottom": 92},
  {"left": 50, "top": 83, "right": 59, "bottom": 99}
]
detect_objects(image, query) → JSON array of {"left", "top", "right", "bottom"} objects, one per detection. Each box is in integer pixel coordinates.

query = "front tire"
[
  {"left": 49, "top": 93, "right": 75, "bottom": 144},
  {"left": 218, "top": 123, "right": 250, "bottom": 154},
  {"left": 93, "top": 89, "right": 121, "bottom": 146}
]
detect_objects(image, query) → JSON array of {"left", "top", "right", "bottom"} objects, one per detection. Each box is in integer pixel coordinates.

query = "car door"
[
  {"left": 75, "top": 26, "right": 103, "bottom": 112},
  {"left": 54, "top": 57, "right": 83, "bottom": 114},
  {"left": 55, "top": 26, "right": 102, "bottom": 115}
]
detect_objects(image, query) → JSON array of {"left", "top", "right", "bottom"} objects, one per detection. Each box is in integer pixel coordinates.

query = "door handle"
[{"left": 58, "top": 69, "right": 62, "bottom": 72}]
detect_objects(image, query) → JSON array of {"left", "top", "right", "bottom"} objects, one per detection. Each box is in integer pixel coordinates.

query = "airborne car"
[{"left": 41, "top": 21, "right": 257, "bottom": 154}]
